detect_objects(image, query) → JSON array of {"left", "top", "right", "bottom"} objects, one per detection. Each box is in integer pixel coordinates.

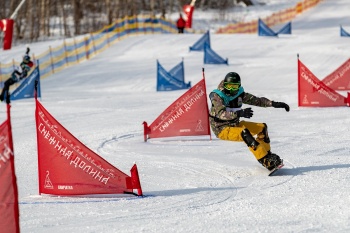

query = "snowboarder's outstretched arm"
[
  {"left": 271, "top": 101, "right": 290, "bottom": 112},
  {"left": 243, "top": 92, "right": 289, "bottom": 111}
]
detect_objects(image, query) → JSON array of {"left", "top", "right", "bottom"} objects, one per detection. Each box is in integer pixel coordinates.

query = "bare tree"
[
  {"left": 158, "top": 0, "right": 165, "bottom": 18},
  {"left": 9, "top": 0, "right": 17, "bottom": 17},
  {"left": 73, "top": 0, "right": 82, "bottom": 35},
  {"left": 106, "top": 0, "right": 112, "bottom": 25},
  {"left": 60, "top": 0, "right": 71, "bottom": 37},
  {"left": 30, "top": 0, "right": 40, "bottom": 41},
  {"left": 150, "top": 0, "right": 155, "bottom": 17},
  {"left": 1, "top": 0, "right": 246, "bottom": 43}
]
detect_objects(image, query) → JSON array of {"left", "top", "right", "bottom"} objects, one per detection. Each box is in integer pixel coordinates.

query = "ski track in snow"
[
  {"left": 99, "top": 134, "right": 239, "bottom": 207},
  {"left": 95, "top": 133, "right": 298, "bottom": 213}
]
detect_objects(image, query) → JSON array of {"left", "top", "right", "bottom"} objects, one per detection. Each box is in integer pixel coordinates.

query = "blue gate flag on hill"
[
  {"left": 258, "top": 19, "right": 291, "bottom": 37},
  {"left": 204, "top": 43, "right": 228, "bottom": 65},
  {"left": 189, "top": 30, "right": 210, "bottom": 51},
  {"left": 258, "top": 19, "right": 277, "bottom": 36},
  {"left": 340, "top": 25, "right": 350, "bottom": 37},
  {"left": 10, "top": 66, "right": 41, "bottom": 101},
  {"left": 168, "top": 58, "right": 185, "bottom": 83},
  {"left": 157, "top": 60, "right": 191, "bottom": 91},
  {"left": 276, "top": 22, "right": 292, "bottom": 35}
]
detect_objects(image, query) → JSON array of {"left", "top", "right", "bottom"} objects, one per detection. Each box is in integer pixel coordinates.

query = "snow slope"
[{"left": 2, "top": 0, "right": 350, "bottom": 232}]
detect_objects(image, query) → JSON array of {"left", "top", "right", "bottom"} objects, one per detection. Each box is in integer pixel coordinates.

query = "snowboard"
[{"left": 268, "top": 163, "right": 284, "bottom": 176}]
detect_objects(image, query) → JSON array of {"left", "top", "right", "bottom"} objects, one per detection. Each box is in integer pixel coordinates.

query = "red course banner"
[
  {"left": 0, "top": 105, "right": 20, "bottom": 233},
  {"left": 322, "top": 58, "right": 350, "bottom": 90},
  {"left": 298, "top": 59, "right": 349, "bottom": 107},
  {"left": 144, "top": 78, "right": 211, "bottom": 141},
  {"left": 35, "top": 99, "right": 142, "bottom": 196},
  {"left": 183, "top": 5, "right": 194, "bottom": 28},
  {"left": 0, "top": 19, "right": 14, "bottom": 50}
]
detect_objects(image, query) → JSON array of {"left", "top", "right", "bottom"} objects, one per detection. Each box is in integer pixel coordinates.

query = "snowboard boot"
[{"left": 258, "top": 152, "right": 283, "bottom": 171}]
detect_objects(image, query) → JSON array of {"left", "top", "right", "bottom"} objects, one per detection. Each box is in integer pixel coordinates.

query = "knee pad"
[
  {"left": 241, "top": 128, "right": 259, "bottom": 151},
  {"left": 261, "top": 123, "right": 270, "bottom": 143}
]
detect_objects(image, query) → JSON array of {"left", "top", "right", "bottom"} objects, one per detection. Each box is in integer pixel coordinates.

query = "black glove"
[
  {"left": 272, "top": 101, "right": 290, "bottom": 112},
  {"left": 236, "top": 108, "right": 253, "bottom": 118}
]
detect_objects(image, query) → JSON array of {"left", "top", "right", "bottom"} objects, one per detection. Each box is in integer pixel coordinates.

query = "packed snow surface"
[{"left": 1, "top": 0, "right": 350, "bottom": 232}]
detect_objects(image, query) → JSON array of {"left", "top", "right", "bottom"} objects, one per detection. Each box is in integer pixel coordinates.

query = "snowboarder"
[
  {"left": 0, "top": 48, "right": 34, "bottom": 102},
  {"left": 176, "top": 14, "right": 186, "bottom": 34},
  {"left": 209, "top": 72, "right": 290, "bottom": 171}
]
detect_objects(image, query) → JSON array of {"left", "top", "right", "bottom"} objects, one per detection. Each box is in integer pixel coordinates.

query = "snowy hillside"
[{"left": 1, "top": 0, "right": 350, "bottom": 232}]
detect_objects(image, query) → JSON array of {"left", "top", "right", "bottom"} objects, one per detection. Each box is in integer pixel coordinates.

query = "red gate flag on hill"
[
  {"left": 35, "top": 99, "right": 142, "bottom": 196},
  {"left": 298, "top": 57, "right": 350, "bottom": 107},
  {"left": 0, "top": 104, "right": 20, "bottom": 233},
  {"left": 322, "top": 58, "right": 350, "bottom": 90},
  {"left": 143, "top": 72, "right": 211, "bottom": 142}
]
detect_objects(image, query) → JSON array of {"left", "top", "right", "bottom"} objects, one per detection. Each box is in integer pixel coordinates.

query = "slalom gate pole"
[{"left": 202, "top": 68, "right": 212, "bottom": 140}]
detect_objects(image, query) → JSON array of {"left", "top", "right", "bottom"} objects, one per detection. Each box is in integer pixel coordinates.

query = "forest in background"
[{"left": 0, "top": 0, "right": 253, "bottom": 43}]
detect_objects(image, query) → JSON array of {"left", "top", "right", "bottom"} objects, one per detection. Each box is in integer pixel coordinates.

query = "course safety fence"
[
  {"left": 216, "top": 0, "right": 323, "bottom": 34},
  {"left": 0, "top": 15, "right": 180, "bottom": 88},
  {"left": 0, "top": 0, "right": 323, "bottom": 88}
]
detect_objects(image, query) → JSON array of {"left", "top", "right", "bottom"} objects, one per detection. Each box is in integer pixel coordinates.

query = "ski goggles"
[{"left": 224, "top": 82, "right": 240, "bottom": 91}]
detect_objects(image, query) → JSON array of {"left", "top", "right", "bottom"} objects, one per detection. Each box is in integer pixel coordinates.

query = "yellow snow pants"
[{"left": 217, "top": 121, "right": 270, "bottom": 160}]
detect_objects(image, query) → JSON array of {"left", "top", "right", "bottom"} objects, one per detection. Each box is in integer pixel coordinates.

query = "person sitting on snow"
[
  {"left": 0, "top": 48, "right": 34, "bottom": 102},
  {"left": 209, "top": 72, "right": 290, "bottom": 171}
]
